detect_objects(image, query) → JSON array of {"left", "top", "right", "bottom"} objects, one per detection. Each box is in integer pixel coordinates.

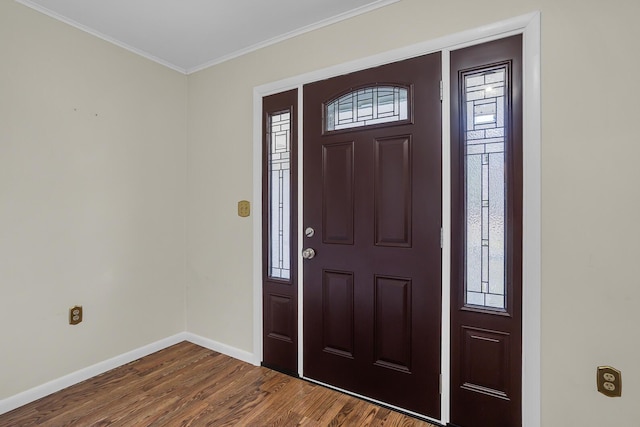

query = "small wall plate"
[
  {"left": 238, "top": 200, "right": 250, "bottom": 217},
  {"left": 597, "top": 366, "right": 621, "bottom": 397},
  {"left": 69, "top": 305, "right": 83, "bottom": 325}
]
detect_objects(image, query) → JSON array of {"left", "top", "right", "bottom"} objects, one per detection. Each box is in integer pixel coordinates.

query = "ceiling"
[{"left": 16, "top": 0, "right": 399, "bottom": 74}]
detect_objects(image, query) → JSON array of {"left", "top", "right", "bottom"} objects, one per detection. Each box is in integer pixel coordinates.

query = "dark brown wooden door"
[
  {"left": 450, "top": 35, "right": 523, "bottom": 427},
  {"left": 302, "top": 53, "right": 442, "bottom": 418}
]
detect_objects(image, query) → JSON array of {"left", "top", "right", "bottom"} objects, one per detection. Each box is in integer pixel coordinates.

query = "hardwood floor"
[{"left": 0, "top": 342, "right": 437, "bottom": 426}]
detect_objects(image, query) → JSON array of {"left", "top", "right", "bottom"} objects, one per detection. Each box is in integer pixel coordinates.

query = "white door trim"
[{"left": 252, "top": 11, "right": 541, "bottom": 427}]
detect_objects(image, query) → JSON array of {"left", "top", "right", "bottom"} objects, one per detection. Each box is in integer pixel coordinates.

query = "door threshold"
[{"left": 302, "top": 376, "right": 444, "bottom": 427}]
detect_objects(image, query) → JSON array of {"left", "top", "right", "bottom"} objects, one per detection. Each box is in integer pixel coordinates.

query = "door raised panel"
[
  {"left": 266, "top": 294, "right": 294, "bottom": 343},
  {"left": 322, "top": 270, "right": 355, "bottom": 358},
  {"left": 322, "top": 142, "right": 354, "bottom": 245},
  {"left": 374, "top": 136, "right": 412, "bottom": 247},
  {"left": 461, "top": 326, "right": 511, "bottom": 399},
  {"left": 374, "top": 276, "right": 412, "bottom": 373}
]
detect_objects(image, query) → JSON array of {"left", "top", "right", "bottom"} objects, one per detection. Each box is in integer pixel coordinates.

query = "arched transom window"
[{"left": 325, "top": 85, "right": 409, "bottom": 132}]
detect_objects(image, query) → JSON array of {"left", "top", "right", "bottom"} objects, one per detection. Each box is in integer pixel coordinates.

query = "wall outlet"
[
  {"left": 69, "top": 305, "right": 83, "bottom": 325},
  {"left": 597, "top": 366, "right": 621, "bottom": 397}
]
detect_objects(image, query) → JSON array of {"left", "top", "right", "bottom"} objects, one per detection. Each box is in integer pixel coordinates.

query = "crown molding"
[{"left": 15, "top": 0, "right": 401, "bottom": 75}]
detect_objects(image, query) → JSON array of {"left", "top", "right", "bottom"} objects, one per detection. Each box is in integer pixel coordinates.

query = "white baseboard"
[
  {"left": 0, "top": 333, "right": 188, "bottom": 416},
  {"left": 0, "top": 332, "right": 258, "bottom": 416},
  {"left": 184, "top": 332, "right": 258, "bottom": 366}
]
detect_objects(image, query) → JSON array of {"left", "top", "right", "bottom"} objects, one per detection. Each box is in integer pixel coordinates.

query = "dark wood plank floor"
[{"left": 0, "top": 341, "right": 437, "bottom": 426}]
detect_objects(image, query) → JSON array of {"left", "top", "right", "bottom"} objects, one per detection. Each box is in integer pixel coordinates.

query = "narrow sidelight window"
[
  {"left": 450, "top": 35, "right": 523, "bottom": 427},
  {"left": 463, "top": 66, "right": 508, "bottom": 310},
  {"left": 267, "top": 110, "right": 292, "bottom": 280},
  {"left": 262, "top": 89, "right": 298, "bottom": 374}
]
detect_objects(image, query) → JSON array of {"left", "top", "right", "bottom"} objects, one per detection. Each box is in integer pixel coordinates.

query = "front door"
[{"left": 302, "top": 52, "right": 442, "bottom": 418}]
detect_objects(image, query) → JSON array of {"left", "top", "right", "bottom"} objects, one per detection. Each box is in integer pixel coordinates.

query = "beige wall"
[
  {"left": 187, "top": 0, "right": 640, "bottom": 426},
  {"left": 0, "top": 2, "right": 188, "bottom": 399}
]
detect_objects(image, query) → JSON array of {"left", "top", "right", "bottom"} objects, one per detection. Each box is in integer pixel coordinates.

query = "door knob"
[{"left": 302, "top": 248, "right": 316, "bottom": 259}]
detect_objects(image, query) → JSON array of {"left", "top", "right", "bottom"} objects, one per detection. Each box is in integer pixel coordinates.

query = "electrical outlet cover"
[
  {"left": 69, "top": 305, "right": 83, "bottom": 325},
  {"left": 597, "top": 366, "right": 621, "bottom": 397}
]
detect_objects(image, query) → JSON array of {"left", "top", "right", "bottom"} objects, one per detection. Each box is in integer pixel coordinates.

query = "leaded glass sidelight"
[
  {"left": 268, "top": 111, "right": 291, "bottom": 280},
  {"left": 325, "top": 85, "right": 408, "bottom": 131},
  {"left": 463, "top": 67, "right": 507, "bottom": 310}
]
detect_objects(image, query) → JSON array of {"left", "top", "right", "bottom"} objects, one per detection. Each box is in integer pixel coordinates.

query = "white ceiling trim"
[
  {"left": 14, "top": 0, "right": 400, "bottom": 75},
  {"left": 186, "top": 0, "right": 400, "bottom": 75}
]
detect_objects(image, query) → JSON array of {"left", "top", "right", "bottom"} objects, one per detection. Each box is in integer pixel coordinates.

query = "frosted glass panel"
[
  {"left": 464, "top": 67, "right": 507, "bottom": 310},
  {"left": 268, "top": 111, "right": 291, "bottom": 280},
  {"left": 326, "top": 86, "right": 408, "bottom": 131}
]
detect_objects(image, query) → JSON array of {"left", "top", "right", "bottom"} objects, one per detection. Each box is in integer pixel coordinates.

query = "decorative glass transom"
[
  {"left": 464, "top": 67, "right": 507, "bottom": 310},
  {"left": 268, "top": 111, "right": 291, "bottom": 280},
  {"left": 325, "top": 85, "right": 408, "bottom": 131}
]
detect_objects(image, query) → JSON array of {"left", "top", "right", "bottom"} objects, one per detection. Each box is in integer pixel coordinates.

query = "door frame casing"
[{"left": 252, "top": 11, "right": 541, "bottom": 427}]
